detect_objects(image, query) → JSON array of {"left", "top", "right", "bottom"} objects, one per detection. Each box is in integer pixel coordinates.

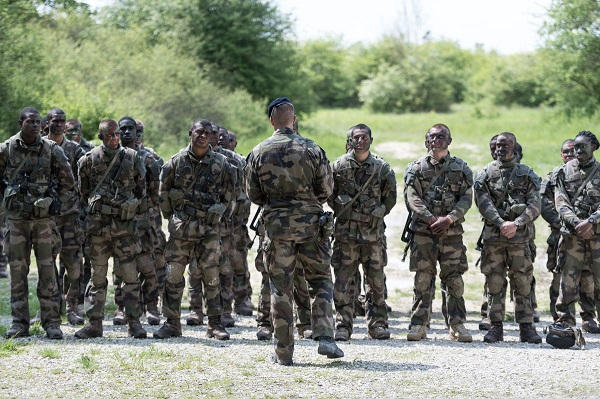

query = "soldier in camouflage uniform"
[
  {"left": 0, "top": 106, "right": 75, "bottom": 339},
  {"left": 404, "top": 124, "right": 472, "bottom": 342},
  {"left": 246, "top": 97, "right": 343, "bottom": 365},
  {"left": 0, "top": 208, "right": 8, "bottom": 278},
  {"left": 75, "top": 119, "right": 147, "bottom": 339},
  {"left": 475, "top": 132, "right": 542, "bottom": 343},
  {"left": 65, "top": 119, "right": 95, "bottom": 153},
  {"left": 553, "top": 131, "right": 600, "bottom": 331},
  {"left": 154, "top": 119, "right": 235, "bottom": 340},
  {"left": 329, "top": 124, "right": 396, "bottom": 341},
  {"left": 110, "top": 117, "right": 161, "bottom": 326},
  {"left": 45, "top": 108, "right": 86, "bottom": 326},
  {"left": 542, "top": 139, "right": 599, "bottom": 332}
]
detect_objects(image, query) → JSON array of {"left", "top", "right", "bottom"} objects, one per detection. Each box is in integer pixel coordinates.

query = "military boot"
[
  {"left": 234, "top": 298, "right": 253, "bottom": 316},
  {"left": 45, "top": 325, "right": 63, "bottom": 340},
  {"left": 0, "top": 264, "right": 8, "bottom": 278},
  {"left": 483, "top": 322, "right": 503, "bottom": 343},
  {"left": 146, "top": 303, "right": 161, "bottom": 326},
  {"left": 479, "top": 317, "right": 491, "bottom": 331},
  {"left": 317, "top": 337, "right": 344, "bottom": 359},
  {"left": 256, "top": 325, "right": 273, "bottom": 341},
  {"left": 221, "top": 312, "right": 235, "bottom": 328},
  {"left": 334, "top": 327, "right": 350, "bottom": 341},
  {"left": 66, "top": 300, "right": 85, "bottom": 326},
  {"left": 519, "top": 323, "right": 542, "bottom": 344},
  {"left": 368, "top": 326, "right": 390, "bottom": 340},
  {"left": 128, "top": 319, "right": 147, "bottom": 339},
  {"left": 354, "top": 298, "right": 366, "bottom": 317},
  {"left": 298, "top": 327, "right": 313, "bottom": 339},
  {"left": 75, "top": 319, "right": 103, "bottom": 339},
  {"left": 407, "top": 325, "right": 427, "bottom": 341},
  {"left": 582, "top": 318, "right": 600, "bottom": 334},
  {"left": 113, "top": 307, "right": 127, "bottom": 325},
  {"left": 450, "top": 323, "right": 473, "bottom": 343},
  {"left": 271, "top": 353, "right": 293, "bottom": 366},
  {"left": 5, "top": 324, "right": 29, "bottom": 339},
  {"left": 153, "top": 320, "right": 182, "bottom": 339},
  {"left": 186, "top": 309, "right": 204, "bottom": 326},
  {"left": 207, "top": 316, "right": 230, "bottom": 340}
]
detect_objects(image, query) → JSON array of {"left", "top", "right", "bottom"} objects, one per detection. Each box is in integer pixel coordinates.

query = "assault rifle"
[{"left": 247, "top": 206, "right": 263, "bottom": 249}]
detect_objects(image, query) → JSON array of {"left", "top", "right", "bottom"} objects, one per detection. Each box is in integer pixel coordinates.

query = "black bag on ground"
[{"left": 545, "top": 324, "right": 585, "bottom": 349}]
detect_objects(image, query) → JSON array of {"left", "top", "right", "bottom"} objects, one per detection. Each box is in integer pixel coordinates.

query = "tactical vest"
[
  {"left": 88, "top": 147, "right": 138, "bottom": 207},
  {"left": 561, "top": 160, "right": 600, "bottom": 221},
  {"left": 484, "top": 162, "right": 532, "bottom": 220},
  {"left": 418, "top": 155, "right": 467, "bottom": 220}
]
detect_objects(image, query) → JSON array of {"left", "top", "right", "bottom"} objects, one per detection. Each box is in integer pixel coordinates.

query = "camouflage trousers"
[
  {"left": 113, "top": 221, "right": 159, "bottom": 311},
  {"left": 332, "top": 239, "right": 387, "bottom": 333},
  {"left": 163, "top": 231, "right": 222, "bottom": 322},
  {"left": 151, "top": 208, "right": 167, "bottom": 300},
  {"left": 350, "top": 236, "right": 388, "bottom": 315},
  {"left": 254, "top": 234, "right": 311, "bottom": 330},
  {"left": 481, "top": 241, "right": 534, "bottom": 324},
  {"left": 7, "top": 218, "right": 60, "bottom": 329},
  {"left": 218, "top": 227, "right": 234, "bottom": 314},
  {"left": 265, "top": 236, "right": 334, "bottom": 361},
  {"left": 231, "top": 224, "right": 252, "bottom": 306},
  {"left": 187, "top": 258, "right": 204, "bottom": 315},
  {"left": 0, "top": 210, "right": 8, "bottom": 269},
  {"left": 85, "top": 220, "right": 142, "bottom": 321},
  {"left": 79, "top": 234, "right": 92, "bottom": 304},
  {"left": 54, "top": 213, "right": 83, "bottom": 310},
  {"left": 556, "top": 235, "right": 600, "bottom": 326},
  {"left": 409, "top": 233, "right": 468, "bottom": 327}
]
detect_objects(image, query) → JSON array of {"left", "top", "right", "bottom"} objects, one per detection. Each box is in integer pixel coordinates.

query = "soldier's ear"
[{"left": 97, "top": 132, "right": 103, "bottom": 140}]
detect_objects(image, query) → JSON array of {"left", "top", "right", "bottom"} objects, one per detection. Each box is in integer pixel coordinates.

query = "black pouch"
[{"left": 544, "top": 324, "right": 585, "bottom": 349}]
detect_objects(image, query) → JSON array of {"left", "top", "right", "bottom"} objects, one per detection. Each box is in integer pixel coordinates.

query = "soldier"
[
  {"left": 154, "top": 119, "right": 235, "bottom": 340},
  {"left": 554, "top": 131, "right": 600, "bottom": 331},
  {"left": 111, "top": 117, "right": 161, "bottom": 326},
  {"left": 45, "top": 108, "right": 86, "bottom": 326},
  {"left": 403, "top": 124, "right": 472, "bottom": 342},
  {"left": 246, "top": 97, "right": 343, "bottom": 365},
  {"left": 0, "top": 208, "right": 8, "bottom": 278},
  {"left": 0, "top": 106, "right": 75, "bottom": 339},
  {"left": 65, "top": 119, "right": 94, "bottom": 153},
  {"left": 330, "top": 123, "right": 396, "bottom": 341},
  {"left": 75, "top": 119, "right": 147, "bottom": 339},
  {"left": 475, "top": 132, "right": 542, "bottom": 344}
]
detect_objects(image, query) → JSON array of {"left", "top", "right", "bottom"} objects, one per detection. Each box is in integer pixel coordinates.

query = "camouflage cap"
[{"left": 267, "top": 97, "right": 292, "bottom": 117}]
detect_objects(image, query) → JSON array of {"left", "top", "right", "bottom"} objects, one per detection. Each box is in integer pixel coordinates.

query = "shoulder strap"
[
  {"left": 8, "top": 142, "right": 30, "bottom": 181},
  {"left": 338, "top": 161, "right": 384, "bottom": 217},
  {"left": 574, "top": 162, "right": 600, "bottom": 200},
  {"left": 91, "top": 148, "right": 123, "bottom": 195}
]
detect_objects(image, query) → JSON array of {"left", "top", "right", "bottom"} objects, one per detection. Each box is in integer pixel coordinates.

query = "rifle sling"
[
  {"left": 572, "top": 162, "right": 600, "bottom": 202},
  {"left": 91, "top": 147, "right": 124, "bottom": 196},
  {"left": 338, "top": 162, "right": 383, "bottom": 218}
]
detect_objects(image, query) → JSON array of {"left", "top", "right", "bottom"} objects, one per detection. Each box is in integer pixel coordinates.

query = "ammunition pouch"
[
  {"left": 370, "top": 204, "right": 386, "bottom": 228},
  {"left": 88, "top": 194, "right": 102, "bottom": 214},
  {"left": 120, "top": 198, "right": 139, "bottom": 221},
  {"left": 207, "top": 203, "right": 226, "bottom": 225},
  {"left": 33, "top": 197, "right": 53, "bottom": 218},
  {"left": 2, "top": 185, "right": 19, "bottom": 211},
  {"left": 545, "top": 324, "right": 585, "bottom": 349},
  {"left": 181, "top": 204, "right": 207, "bottom": 220},
  {"left": 319, "top": 211, "right": 334, "bottom": 239},
  {"left": 334, "top": 194, "right": 352, "bottom": 215},
  {"left": 137, "top": 197, "right": 150, "bottom": 214},
  {"left": 168, "top": 189, "right": 185, "bottom": 211}
]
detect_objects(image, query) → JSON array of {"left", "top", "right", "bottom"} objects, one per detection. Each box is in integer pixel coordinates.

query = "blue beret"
[{"left": 267, "top": 97, "right": 292, "bottom": 117}]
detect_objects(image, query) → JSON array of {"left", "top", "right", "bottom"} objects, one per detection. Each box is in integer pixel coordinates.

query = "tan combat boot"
[
  {"left": 153, "top": 320, "right": 182, "bottom": 339},
  {"left": 450, "top": 323, "right": 473, "bottom": 342},
  {"left": 369, "top": 326, "right": 391, "bottom": 340},
  {"left": 207, "top": 316, "right": 230, "bottom": 340},
  {"left": 186, "top": 309, "right": 204, "bottom": 326},
  {"left": 75, "top": 319, "right": 103, "bottom": 339},
  {"left": 256, "top": 325, "right": 273, "bottom": 341},
  {"left": 407, "top": 325, "right": 427, "bottom": 341},
  {"left": 128, "top": 319, "right": 148, "bottom": 339},
  {"left": 113, "top": 307, "right": 127, "bottom": 325}
]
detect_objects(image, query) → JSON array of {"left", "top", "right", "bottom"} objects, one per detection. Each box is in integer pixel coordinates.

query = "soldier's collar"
[
  {"left": 101, "top": 143, "right": 121, "bottom": 158},
  {"left": 349, "top": 151, "right": 373, "bottom": 166},
  {"left": 186, "top": 145, "right": 212, "bottom": 163},
  {"left": 428, "top": 151, "right": 450, "bottom": 165},
  {"left": 580, "top": 157, "right": 597, "bottom": 170},
  {"left": 273, "top": 128, "right": 294, "bottom": 136},
  {"left": 499, "top": 156, "right": 517, "bottom": 168},
  {"left": 16, "top": 131, "right": 42, "bottom": 148}
]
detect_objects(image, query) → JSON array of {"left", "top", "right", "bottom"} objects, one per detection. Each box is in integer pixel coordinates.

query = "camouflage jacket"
[
  {"left": 80, "top": 138, "right": 94, "bottom": 153},
  {"left": 58, "top": 137, "right": 85, "bottom": 215},
  {"left": 554, "top": 158, "right": 600, "bottom": 236},
  {"left": 405, "top": 152, "right": 472, "bottom": 236},
  {"left": 78, "top": 144, "right": 146, "bottom": 230},
  {"left": 0, "top": 132, "right": 75, "bottom": 221},
  {"left": 474, "top": 157, "right": 541, "bottom": 244},
  {"left": 142, "top": 145, "right": 164, "bottom": 167},
  {"left": 540, "top": 167, "right": 562, "bottom": 231},
  {"left": 328, "top": 151, "right": 396, "bottom": 242},
  {"left": 216, "top": 145, "right": 245, "bottom": 230},
  {"left": 246, "top": 128, "right": 332, "bottom": 242},
  {"left": 159, "top": 146, "right": 235, "bottom": 239},
  {"left": 135, "top": 145, "right": 161, "bottom": 222}
]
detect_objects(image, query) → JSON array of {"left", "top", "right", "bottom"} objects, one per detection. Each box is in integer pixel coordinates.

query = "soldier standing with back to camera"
[
  {"left": 404, "top": 124, "right": 473, "bottom": 342},
  {"left": 553, "top": 131, "right": 600, "bottom": 331},
  {"left": 0, "top": 106, "right": 75, "bottom": 339},
  {"left": 75, "top": 119, "right": 147, "bottom": 339},
  {"left": 246, "top": 97, "right": 343, "bottom": 365},
  {"left": 330, "top": 123, "right": 396, "bottom": 341},
  {"left": 475, "top": 132, "right": 542, "bottom": 344}
]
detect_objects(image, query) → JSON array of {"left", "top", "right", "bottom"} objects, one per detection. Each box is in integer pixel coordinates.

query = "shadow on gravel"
[{"left": 294, "top": 359, "right": 438, "bottom": 372}]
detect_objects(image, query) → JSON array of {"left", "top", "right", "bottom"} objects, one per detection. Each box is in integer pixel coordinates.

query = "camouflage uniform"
[
  {"left": 77, "top": 138, "right": 94, "bottom": 304},
  {"left": 79, "top": 138, "right": 95, "bottom": 154},
  {"left": 475, "top": 157, "right": 541, "bottom": 324},
  {"left": 54, "top": 138, "right": 85, "bottom": 318},
  {"left": 159, "top": 146, "right": 235, "bottom": 330},
  {"left": 329, "top": 151, "right": 396, "bottom": 336},
  {"left": 78, "top": 144, "right": 145, "bottom": 324},
  {"left": 0, "top": 132, "right": 75, "bottom": 331},
  {"left": 0, "top": 208, "right": 8, "bottom": 278},
  {"left": 554, "top": 158, "right": 600, "bottom": 326},
  {"left": 405, "top": 153, "right": 472, "bottom": 328},
  {"left": 246, "top": 127, "right": 335, "bottom": 361}
]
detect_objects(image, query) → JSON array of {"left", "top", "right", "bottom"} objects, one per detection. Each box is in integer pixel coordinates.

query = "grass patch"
[
  {"left": 0, "top": 324, "right": 7, "bottom": 337},
  {"left": 40, "top": 347, "right": 61, "bottom": 359},
  {"left": 0, "top": 339, "right": 26, "bottom": 357},
  {"left": 30, "top": 321, "right": 44, "bottom": 336},
  {"left": 79, "top": 354, "right": 99, "bottom": 372}
]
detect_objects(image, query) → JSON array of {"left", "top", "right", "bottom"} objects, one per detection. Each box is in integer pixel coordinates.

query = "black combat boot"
[
  {"left": 75, "top": 319, "right": 103, "bottom": 339},
  {"left": 128, "top": 319, "right": 147, "bottom": 339},
  {"left": 146, "top": 303, "right": 161, "bottom": 326},
  {"left": 256, "top": 325, "right": 273, "bottom": 340},
  {"left": 153, "top": 320, "right": 182, "bottom": 339},
  {"left": 221, "top": 312, "right": 235, "bottom": 328},
  {"left": 317, "top": 336, "right": 344, "bottom": 359},
  {"left": 66, "top": 299, "right": 84, "bottom": 326},
  {"left": 186, "top": 309, "right": 204, "bottom": 326},
  {"left": 5, "top": 324, "right": 29, "bottom": 339},
  {"left": 519, "top": 323, "right": 542, "bottom": 344},
  {"left": 45, "top": 325, "right": 63, "bottom": 340},
  {"left": 207, "top": 316, "right": 230, "bottom": 340},
  {"left": 483, "top": 322, "right": 503, "bottom": 343},
  {"left": 234, "top": 298, "right": 253, "bottom": 316},
  {"left": 113, "top": 306, "right": 127, "bottom": 325},
  {"left": 582, "top": 318, "right": 600, "bottom": 334}
]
